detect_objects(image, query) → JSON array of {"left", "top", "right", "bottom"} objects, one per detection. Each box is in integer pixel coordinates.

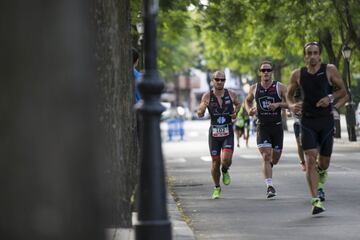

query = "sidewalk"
[{"left": 105, "top": 192, "right": 195, "bottom": 240}]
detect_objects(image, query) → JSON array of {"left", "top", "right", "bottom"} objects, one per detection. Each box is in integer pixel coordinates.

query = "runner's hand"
[
  {"left": 248, "top": 106, "right": 257, "bottom": 116},
  {"left": 316, "top": 96, "right": 331, "bottom": 108},
  {"left": 290, "top": 102, "right": 302, "bottom": 115},
  {"left": 268, "top": 102, "right": 279, "bottom": 111},
  {"left": 230, "top": 112, "right": 236, "bottom": 119}
]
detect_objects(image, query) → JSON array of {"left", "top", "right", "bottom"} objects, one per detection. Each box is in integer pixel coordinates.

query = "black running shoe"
[
  {"left": 317, "top": 188, "right": 325, "bottom": 202},
  {"left": 266, "top": 186, "right": 276, "bottom": 198}
]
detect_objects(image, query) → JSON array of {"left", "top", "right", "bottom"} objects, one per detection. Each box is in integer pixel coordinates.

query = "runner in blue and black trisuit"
[{"left": 245, "top": 60, "right": 288, "bottom": 199}]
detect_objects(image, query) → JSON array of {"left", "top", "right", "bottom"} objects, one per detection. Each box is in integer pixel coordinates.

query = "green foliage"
[
  {"left": 157, "top": 9, "right": 200, "bottom": 81},
  {"left": 132, "top": 0, "right": 360, "bottom": 93}
]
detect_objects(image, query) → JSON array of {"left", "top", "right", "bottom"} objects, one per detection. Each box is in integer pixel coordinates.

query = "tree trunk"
[
  {"left": 273, "top": 61, "right": 282, "bottom": 82},
  {"left": 95, "top": 0, "right": 138, "bottom": 228},
  {"left": 319, "top": 28, "right": 339, "bottom": 67},
  {"left": 0, "top": 1, "right": 102, "bottom": 239}
]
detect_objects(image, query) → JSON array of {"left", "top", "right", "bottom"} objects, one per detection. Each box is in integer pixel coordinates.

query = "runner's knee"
[
  {"left": 261, "top": 151, "right": 272, "bottom": 162},
  {"left": 318, "top": 156, "right": 330, "bottom": 170}
]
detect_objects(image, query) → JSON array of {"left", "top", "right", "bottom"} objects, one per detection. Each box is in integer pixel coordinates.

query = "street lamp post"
[
  {"left": 135, "top": 0, "right": 172, "bottom": 239},
  {"left": 342, "top": 45, "right": 357, "bottom": 142}
]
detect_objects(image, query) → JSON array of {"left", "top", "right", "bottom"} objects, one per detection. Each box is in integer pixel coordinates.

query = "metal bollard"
[{"left": 333, "top": 108, "right": 341, "bottom": 138}]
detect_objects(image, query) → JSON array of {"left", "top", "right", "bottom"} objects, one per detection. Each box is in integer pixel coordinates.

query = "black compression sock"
[{"left": 221, "top": 166, "right": 228, "bottom": 173}]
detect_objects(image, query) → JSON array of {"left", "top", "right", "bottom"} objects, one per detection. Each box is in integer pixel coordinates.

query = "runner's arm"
[
  {"left": 229, "top": 90, "right": 241, "bottom": 119},
  {"left": 328, "top": 64, "right": 348, "bottom": 110},
  {"left": 244, "top": 84, "right": 257, "bottom": 116},
  {"left": 316, "top": 64, "right": 348, "bottom": 108},
  {"left": 286, "top": 69, "right": 302, "bottom": 114},
  {"left": 197, "top": 92, "right": 210, "bottom": 118},
  {"left": 269, "top": 83, "right": 288, "bottom": 111}
]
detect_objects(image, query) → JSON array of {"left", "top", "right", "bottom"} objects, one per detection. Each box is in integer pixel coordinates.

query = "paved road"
[{"left": 162, "top": 118, "right": 360, "bottom": 240}]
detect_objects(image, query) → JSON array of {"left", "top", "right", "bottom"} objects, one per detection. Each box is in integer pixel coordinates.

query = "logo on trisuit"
[{"left": 258, "top": 96, "right": 275, "bottom": 111}]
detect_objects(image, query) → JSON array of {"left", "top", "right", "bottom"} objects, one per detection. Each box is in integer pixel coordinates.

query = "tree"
[
  {"left": 0, "top": 1, "right": 102, "bottom": 239},
  {"left": 164, "top": 0, "right": 360, "bottom": 84},
  {"left": 95, "top": 0, "right": 138, "bottom": 228}
]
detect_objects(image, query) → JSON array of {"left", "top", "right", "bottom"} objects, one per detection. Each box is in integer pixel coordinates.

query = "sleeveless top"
[
  {"left": 300, "top": 63, "right": 332, "bottom": 118},
  {"left": 255, "top": 81, "right": 282, "bottom": 125},
  {"left": 207, "top": 89, "right": 234, "bottom": 137}
]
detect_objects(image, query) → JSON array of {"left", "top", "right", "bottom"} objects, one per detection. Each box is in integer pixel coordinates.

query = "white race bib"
[{"left": 212, "top": 124, "right": 230, "bottom": 137}]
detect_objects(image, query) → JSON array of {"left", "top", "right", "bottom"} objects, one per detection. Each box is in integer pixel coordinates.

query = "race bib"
[{"left": 212, "top": 124, "right": 230, "bottom": 137}]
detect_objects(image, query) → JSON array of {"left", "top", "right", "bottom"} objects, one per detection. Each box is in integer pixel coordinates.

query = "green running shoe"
[
  {"left": 317, "top": 169, "right": 328, "bottom": 189},
  {"left": 222, "top": 171, "right": 231, "bottom": 185},
  {"left": 311, "top": 197, "right": 325, "bottom": 215},
  {"left": 212, "top": 187, "right": 221, "bottom": 199}
]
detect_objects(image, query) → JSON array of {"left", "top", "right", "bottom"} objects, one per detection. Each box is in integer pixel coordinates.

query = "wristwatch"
[{"left": 328, "top": 94, "right": 334, "bottom": 103}]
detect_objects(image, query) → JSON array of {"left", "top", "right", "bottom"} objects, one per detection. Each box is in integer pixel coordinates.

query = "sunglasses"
[
  {"left": 214, "top": 78, "right": 226, "bottom": 82},
  {"left": 260, "top": 69, "right": 272, "bottom": 73}
]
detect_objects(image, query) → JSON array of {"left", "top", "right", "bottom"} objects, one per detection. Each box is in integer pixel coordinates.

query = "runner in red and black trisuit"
[{"left": 197, "top": 70, "right": 241, "bottom": 199}]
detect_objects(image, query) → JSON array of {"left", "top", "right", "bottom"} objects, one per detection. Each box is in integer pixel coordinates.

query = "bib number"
[{"left": 212, "top": 124, "right": 230, "bottom": 137}]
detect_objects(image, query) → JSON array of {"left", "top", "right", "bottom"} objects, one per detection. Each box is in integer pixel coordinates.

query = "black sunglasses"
[
  {"left": 260, "top": 69, "right": 272, "bottom": 73},
  {"left": 214, "top": 78, "right": 226, "bottom": 82}
]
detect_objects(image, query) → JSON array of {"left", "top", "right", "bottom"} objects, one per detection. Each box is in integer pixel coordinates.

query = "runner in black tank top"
[
  {"left": 300, "top": 63, "right": 334, "bottom": 156},
  {"left": 197, "top": 70, "right": 241, "bottom": 199},
  {"left": 287, "top": 42, "right": 348, "bottom": 215},
  {"left": 245, "top": 61, "right": 288, "bottom": 199}
]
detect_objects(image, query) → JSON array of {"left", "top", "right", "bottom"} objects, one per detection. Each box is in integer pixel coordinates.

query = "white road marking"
[
  {"left": 282, "top": 153, "right": 300, "bottom": 158},
  {"left": 238, "top": 154, "right": 259, "bottom": 159},
  {"left": 188, "top": 131, "right": 199, "bottom": 137},
  {"left": 200, "top": 156, "right": 212, "bottom": 162},
  {"left": 168, "top": 158, "right": 187, "bottom": 163}
]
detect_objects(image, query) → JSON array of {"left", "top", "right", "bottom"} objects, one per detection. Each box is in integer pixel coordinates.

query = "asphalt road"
[{"left": 162, "top": 119, "right": 360, "bottom": 240}]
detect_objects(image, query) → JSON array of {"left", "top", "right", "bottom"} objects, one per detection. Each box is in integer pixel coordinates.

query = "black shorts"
[
  {"left": 293, "top": 122, "right": 301, "bottom": 138},
  {"left": 256, "top": 123, "right": 283, "bottom": 151},
  {"left": 208, "top": 128, "right": 234, "bottom": 157},
  {"left": 235, "top": 119, "right": 250, "bottom": 132},
  {"left": 301, "top": 115, "right": 334, "bottom": 157}
]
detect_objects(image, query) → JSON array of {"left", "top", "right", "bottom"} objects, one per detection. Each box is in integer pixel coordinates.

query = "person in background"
[
  {"left": 133, "top": 48, "right": 142, "bottom": 104},
  {"left": 235, "top": 102, "right": 250, "bottom": 148},
  {"left": 292, "top": 87, "right": 306, "bottom": 171}
]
